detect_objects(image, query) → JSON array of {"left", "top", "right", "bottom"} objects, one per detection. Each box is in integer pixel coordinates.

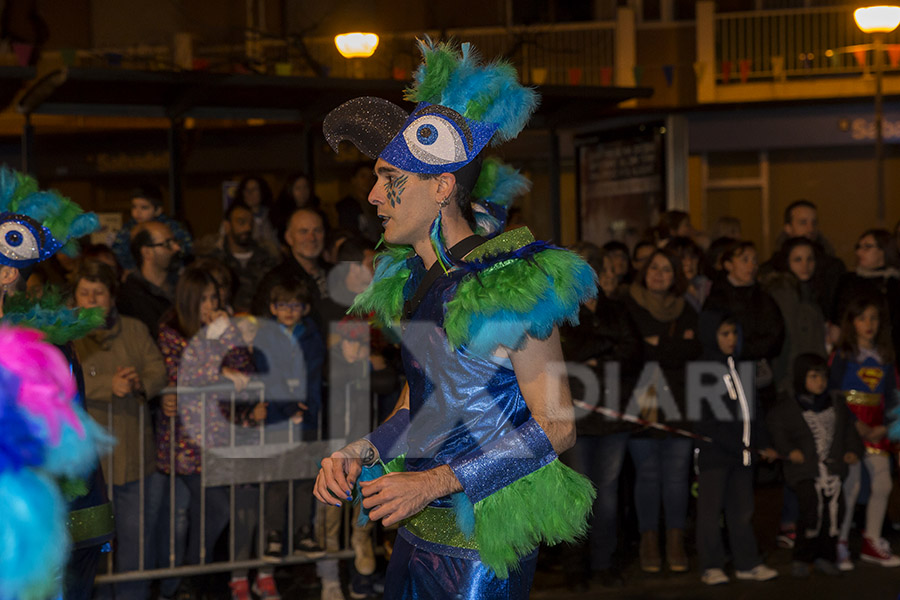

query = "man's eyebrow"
[{"left": 376, "top": 166, "right": 400, "bottom": 176}]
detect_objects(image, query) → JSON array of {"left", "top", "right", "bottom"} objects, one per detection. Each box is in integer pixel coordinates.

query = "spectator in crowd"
[
  {"left": 761, "top": 237, "right": 827, "bottom": 395},
  {"left": 667, "top": 236, "right": 711, "bottom": 311},
  {"left": 710, "top": 216, "right": 742, "bottom": 242},
  {"left": 72, "top": 261, "right": 168, "bottom": 600},
  {"left": 236, "top": 175, "right": 280, "bottom": 257},
  {"left": 197, "top": 201, "right": 277, "bottom": 313},
  {"left": 694, "top": 310, "right": 778, "bottom": 586},
  {"left": 272, "top": 172, "right": 326, "bottom": 243},
  {"left": 623, "top": 249, "right": 700, "bottom": 573},
  {"left": 760, "top": 200, "right": 845, "bottom": 327},
  {"left": 155, "top": 266, "right": 256, "bottom": 600},
  {"left": 336, "top": 164, "right": 380, "bottom": 244},
  {"left": 560, "top": 246, "right": 642, "bottom": 588},
  {"left": 631, "top": 240, "right": 656, "bottom": 276},
  {"left": 657, "top": 210, "right": 693, "bottom": 243},
  {"left": 111, "top": 184, "right": 193, "bottom": 273},
  {"left": 831, "top": 294, "right": 900, "bottom": 568},
  {"left": 118, "top": 221, "right": 182, "bottom": 339},
  {"left": 253, "top": 208, "right": 330, "bottom": 327},
  {"left": 193, "top": 256, "right": 236, "bottom": 314},
  {"left": 706, "top": 236, "right": 737, "bottom": 275},
  {"left": 768, "top": 353, "right": 863, "bottom": 578},
  {"left": 832, "top": 229, "right": 900, "bottom": 356},
  {"left": 602, "top": 240, "right": 632, "bottom": 286}
]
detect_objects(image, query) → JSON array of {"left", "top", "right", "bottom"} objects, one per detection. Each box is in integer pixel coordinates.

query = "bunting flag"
[
  {"left": 693, "top": 61, "right": 706, "bottom": 82},
  {"left": 739, "top": 59, "right": 751, "bottom": 83},
  {"left": 662, "top": 65, "right": 674, "bottom": 87},
  {"left": 853, "top": 49, "right": 867, "bottom": 68},
  {"left": 60, "top": 48, "right": 76, "bottom": 67},
  {"left": 12, "top": 42, "right": 33, "bottom": 67},
  {"left": 633, "top": 65, "right": 644, "bottom": 85},
  {"left": 530, "top": 67, "right": 548, "bottom": 84},
  {"left": 192, "top": 58, "right": 210, "bottom": 71},
  {"left": 889, "top": 46, "right": 900, "bottom": 68},
  {"left": 567, "top": 67, "right": 583, "bottom": 85},
  {"left": 392, "top": 66, "right": 408, "bottom": 81},
  {"left": 600, "top": 66, "right": 613, "bottom": 86},
  {"left": 721, "top": 60, "right": 732, "bottom": 84},
  {"left": 274, "top": 62, "right": 292, "bottom": 76},
  {"left": 771, "top": 55, "right": 785, "bottom": 80}
]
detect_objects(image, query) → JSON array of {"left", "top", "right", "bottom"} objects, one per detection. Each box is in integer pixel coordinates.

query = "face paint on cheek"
[{"left": 385, "top": 174, "right": 408, "bottom": 208}]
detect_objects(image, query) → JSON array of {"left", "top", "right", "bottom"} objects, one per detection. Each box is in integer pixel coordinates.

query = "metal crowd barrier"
[{"left": 94, "top": 377, "right": 375, "bottom": 585}]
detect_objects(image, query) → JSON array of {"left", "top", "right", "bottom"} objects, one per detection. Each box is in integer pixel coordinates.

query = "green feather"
[
  {"left": 4, "top": 287, "right": 105, "bottom": 344},
  {"left": 59, "top": 476, "right": 89, "bottom": 501},
  {"left": 473, "top": 459, "right": 595, "bottom": 578},
  {"left": 471, "top": 157, "right": 501, "bottom": 200},
  {"left": 349, "top": 244, "right": 414, "bottom": 328},
  {"left": 8, "top": 171, "right": 39, "bottom": 208},
  {"left": 405, "top": 43, "right": 459, "bottom": 104}
]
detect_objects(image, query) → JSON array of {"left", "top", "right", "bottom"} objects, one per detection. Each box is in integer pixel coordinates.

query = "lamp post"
[
  {"left": 335, "top": 33, "right": 379, "bottom": 79},
  {"left": 855, "top": 5, "right": 900, "bottom": 224}
]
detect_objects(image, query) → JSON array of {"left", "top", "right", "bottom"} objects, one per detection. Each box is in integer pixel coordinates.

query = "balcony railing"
[{"left": 716, "top": 5, "right": 900, "bottom": 82}]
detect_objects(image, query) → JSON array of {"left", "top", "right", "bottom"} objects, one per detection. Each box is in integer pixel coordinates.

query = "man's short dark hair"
[
  {"left": 225, "top": 200, "right": 252, "bottom": 222},
  {"left": 130, "top": 184, "right": 164, "bottom": 209},
  {"left": 783, "top": 199, "right": 817, "bottom": 224},
  {"left": 270, "top": 279, "right": 313, "bottom": 306},
  {"left": 130, "top": 226, "right": 155, "bottom": 268},
  {"left": 336, "top": 236, "right": 372, "bottom": 263}
]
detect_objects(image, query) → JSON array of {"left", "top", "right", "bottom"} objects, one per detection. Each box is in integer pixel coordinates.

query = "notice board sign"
[{"left": 576, "top": 124, "right": 665, "bottom": 247}]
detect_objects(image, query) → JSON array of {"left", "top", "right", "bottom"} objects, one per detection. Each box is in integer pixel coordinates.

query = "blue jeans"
[
  {"left": 561, "top": 432, "right": 629, "bottom": 570},
  {"left": 628, "top": 437, "right": 692, "bottom": 532},
  {"left": 157, "top": 474, "right": 230, "bottom": 598}
]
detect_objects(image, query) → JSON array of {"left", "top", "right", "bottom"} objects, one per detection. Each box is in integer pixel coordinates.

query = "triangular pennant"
[
  {"left": 633, "top": 65, "right": 644, "bottom": 86},
  {"left": 12, "top": 42, "right": 33, "bottom": 67},
  {"left": 693, "top": 61, "right": 706, "bottom": 82},
  {"left": 274, "top": 62, "right": 292, "bottom": 76},
  {"left": 600, "top": 66, "right": 613, "bottom": 86},
  {"left": 854, "top": 49, "right": 867, "bottom": 68},
  {"left": 721, "top": 60, "right": 732, "bottom": 84},
  {"left": 567, "top": 67, "right": 583, "bottom": 85},
  {"left": 662, "top": 65, "right": 674, "bottom": 87},
  {"left": 889, "top": 46, "right": 900, "bottom": 68},
  {"left": 739, "top": 59, "right": 751, "bottom": 83}
]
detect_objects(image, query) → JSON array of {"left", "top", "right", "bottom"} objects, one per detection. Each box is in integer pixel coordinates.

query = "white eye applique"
[
  {"left": 402, "top": 114, "right": 468, "bottom": 166},
  {"left": 0, "top": 218, "right": 41, "bottom": 264}
]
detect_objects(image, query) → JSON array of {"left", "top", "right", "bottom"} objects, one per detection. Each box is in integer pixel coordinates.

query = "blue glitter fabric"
[{"left": 385, "top": 531, "right": 537, "bottom": 600}]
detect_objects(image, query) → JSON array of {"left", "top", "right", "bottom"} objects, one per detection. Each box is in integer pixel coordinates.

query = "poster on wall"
[{"left": 576, "top": 124, "right": 665, "bottom": 249}]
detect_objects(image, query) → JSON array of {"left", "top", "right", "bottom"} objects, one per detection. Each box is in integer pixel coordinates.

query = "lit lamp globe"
[
  {"left": 854, "top": 5, "right": 900, "bottom": 34},
  {"left": 335, "top": 33, "right": 379, "bottom": 59}
]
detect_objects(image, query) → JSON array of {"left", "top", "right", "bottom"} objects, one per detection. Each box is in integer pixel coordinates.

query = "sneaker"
[
  {"left": 791, "top": 561, "right": 809, "bottom": 579},
  {"left": 349, "top": 573, "right": 376, "bottom": 599},
  {"left": 860, "top": 536, "right": 900, "bottom": 567},
  {"left": 253, "top": 574, "right": 282, "bottom": 600},
  {"left": 228, "top": 578, "right": 251, "bottom": 600},
  {"left": 352, "top": 530, "right": 376, "bottom": 576},
  {"left": 701, "top": 568, "right": 729, "bottom": 585},
  {"left": 836, "top": 540, "right": 854, "bottom": 571},
  {"left": 735, "top": 564, "right": 778, "bottom": 581},
  {"left": 813, "top": 558, "right": 841, "bottom": 576},
  {"left": 776, "top": 529, "right": 796, "bottom": 549},
  {"left": 321, "top": 580, "right": 346, "bottom": 600},
  {"left": 263, "top": 531, "right": 283, "bottom": 563},
  {"left": 295, "top": 537, "right": 326, "bottom": 559}
]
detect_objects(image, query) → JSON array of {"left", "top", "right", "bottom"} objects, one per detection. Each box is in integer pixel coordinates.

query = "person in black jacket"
[
  {"left": 767, "top": 353, "right": 863, "bottom": 577},
  {"left": 623, "top": 249, "right": 701, "bottom": 573},
  {"left": 560, "top": 247, "right": 642, "bottom": 587},
  {"left": 694, "top": 310, "right": 779, "bottom": 585}
]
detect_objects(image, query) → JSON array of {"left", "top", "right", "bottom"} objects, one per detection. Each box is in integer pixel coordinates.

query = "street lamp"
[
  {"left": 855, "top": 5, "right": 900, "bottom": 224},
  {"left": 334, "top": 33, "right": 379, "bottom": 59}
]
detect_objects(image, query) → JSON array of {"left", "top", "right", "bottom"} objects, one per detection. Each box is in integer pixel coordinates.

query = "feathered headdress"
[
  {"left": 0, "top": 327, "right": 111, "bottom": 600},
  {"left": 0, "top": 167, "right": 100, "bottom": 268}
]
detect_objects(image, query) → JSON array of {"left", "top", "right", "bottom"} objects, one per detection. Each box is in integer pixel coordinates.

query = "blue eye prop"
[
  {"left": 380, "top": 103, "right": 499, "bottom": 175},
  {"left": 0, "top": 213, "right": 63, "bottom": 268}
]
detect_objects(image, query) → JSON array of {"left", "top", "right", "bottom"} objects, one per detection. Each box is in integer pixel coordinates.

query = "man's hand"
[
  {"left": 161, "top": 393, "right": 177, "bottom": 417},
  {"left": 313, "top": 439, "right": 377, "bottom": 507},
  {"left": 759, "top": 447, "right": 778, "bottom": 462},
  {"left": 788, "top": 449, "right": 804, "bottom": 464},
  {"left": 359, "top": 465, "right": 462, "bottom": 527},
  {"left": 222, "top": 367, "right": 250, "bottom": 393},
  {"left": 111, "top": 366, "right": 137, "bottom": 398}
]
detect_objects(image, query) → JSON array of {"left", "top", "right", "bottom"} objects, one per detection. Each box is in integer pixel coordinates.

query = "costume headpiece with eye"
[{"left": 0, "top": 167, "right": 100, "bottom": 269}]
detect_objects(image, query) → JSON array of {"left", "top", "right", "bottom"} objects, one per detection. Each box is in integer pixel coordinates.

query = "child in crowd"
[
  {"left": 830, "top": 295, "right": 900, "bottom": 568},
  {"left": 111, "top": 184, "right": 193, "bottom": 272},
  {"left": 767, "top": 354, "right": 863, "bottom": 577},
  {"left": 695, "top": 310, "right": 779, "bottom": 586}
]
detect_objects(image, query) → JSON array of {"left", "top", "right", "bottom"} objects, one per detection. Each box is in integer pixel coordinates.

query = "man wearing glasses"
[{"left": 118, "top": 221, "right": 182, "bottom": 338}]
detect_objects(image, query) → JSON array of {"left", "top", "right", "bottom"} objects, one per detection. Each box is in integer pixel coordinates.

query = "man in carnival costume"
[
  {"left": 314, "top": 40, "right": 596, "bottom": 598},
  {"left": 0, "top": 167, "right": 112, "bottom": 600}
]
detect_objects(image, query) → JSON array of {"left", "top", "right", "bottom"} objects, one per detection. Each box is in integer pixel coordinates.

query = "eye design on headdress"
[
  {"left": 0, "top": 213, "right": 63, "bottom": 268},
  {"left": 401, "top": 106, "right": 473, "bottom": 166}
]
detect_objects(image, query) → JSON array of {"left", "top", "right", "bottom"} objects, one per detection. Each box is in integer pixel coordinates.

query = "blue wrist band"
[
  {"left": 448, "top": 417, "right": 556, "bottom": 504},
  {"left": 364, "top": 408, "right": 410, "bottom": 463}
]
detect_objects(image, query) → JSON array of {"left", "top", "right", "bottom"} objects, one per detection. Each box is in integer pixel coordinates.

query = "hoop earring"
[{"left": 439, "top": 197, "right": 451, "bottom": 208}]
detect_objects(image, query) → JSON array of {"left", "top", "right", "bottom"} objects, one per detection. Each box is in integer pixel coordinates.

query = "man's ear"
[
  {"left": 435, "top": 172, "right": 457, "bottom": 205},
  {"left": 153, "top": 206, "right": 163, "bottom": 217},
  {"left": 0, "top": 265, "right": 19, "bottom": 287}
]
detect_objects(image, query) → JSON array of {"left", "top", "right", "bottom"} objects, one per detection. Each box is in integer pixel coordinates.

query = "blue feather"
[
  {"left": 0, "top": 470, "right": 69, "bottom": 600},
  {"left": 452, "top": 492, "right": 476, "bottom": 539},
  {"left": 354, "top": 463, "right": 386, "bottom": 526},
  {"left": 0, "top": 166, "right": 18, "bottom": 212},
  {"left": 429, "top": 212, "right": 454, "bottom": 274},
  {"left": 42, "top": 406, "right": 113, "bottom": 479}
]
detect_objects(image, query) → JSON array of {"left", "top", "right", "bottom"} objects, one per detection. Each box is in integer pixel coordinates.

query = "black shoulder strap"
[{"left": 402, "top": 235, "right": 486, "bottom": 321}]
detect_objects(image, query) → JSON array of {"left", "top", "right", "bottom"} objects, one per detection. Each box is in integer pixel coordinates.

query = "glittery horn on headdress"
[
  {"left": 0, "top": 167, "right": 100, "bottom": 268},
  {"left": 322, "top": 96, "right": 410, "bottom": 159}
]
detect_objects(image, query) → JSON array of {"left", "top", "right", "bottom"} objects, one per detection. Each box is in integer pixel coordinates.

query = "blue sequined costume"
[{"left": 354, "top": 229, "right": 597, "bottom": 599}]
